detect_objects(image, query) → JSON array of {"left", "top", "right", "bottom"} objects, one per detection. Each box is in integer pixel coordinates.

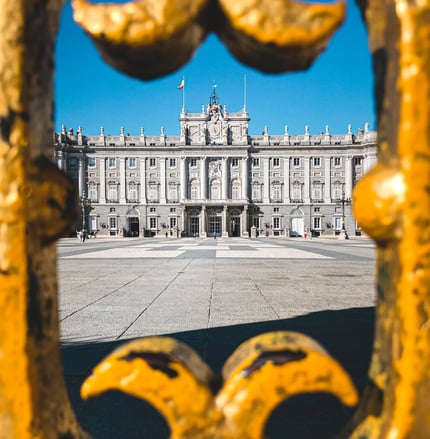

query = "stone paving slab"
[{"left": 58, "top": 236, "right": 376, "bottom": 439}]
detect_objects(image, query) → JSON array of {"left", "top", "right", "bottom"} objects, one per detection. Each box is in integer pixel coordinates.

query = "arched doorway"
[{"left": 290, "top": 208, "right": 304, "bottom": 237}]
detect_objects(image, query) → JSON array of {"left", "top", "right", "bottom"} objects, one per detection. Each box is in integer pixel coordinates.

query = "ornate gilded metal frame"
[{"left": 0, "top": 0, "right": 429, "bottom": 437}]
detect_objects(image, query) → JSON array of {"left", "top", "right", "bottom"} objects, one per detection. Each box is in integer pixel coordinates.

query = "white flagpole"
[
  {"left": 182, "top": 78, "right": 185, "bottom": 110},
  {"left": 244, "top": 74, "right": 247, "bottom": 109}
]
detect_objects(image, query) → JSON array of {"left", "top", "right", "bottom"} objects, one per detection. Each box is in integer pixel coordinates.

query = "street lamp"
[
  {"left": 80, "top": 193, "right": 89, "bottom": 233},
  {"left": 338, "top": 190, "right": 351, "bottom": 240}
]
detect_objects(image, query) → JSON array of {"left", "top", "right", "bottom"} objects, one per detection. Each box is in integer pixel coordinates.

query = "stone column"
[
  {"left": 200, "top": 205, "right": 207, "bottom": 237},
  {"left": 324, "top": 157, "right": 331, "bottom": 202},
  {"left": 222, "top": 205, "right": 228, "bottom": 237},
  {"left": 242, "top": 205, "right": 249, "bottom": 237},
  {"left": 263, "top": 157, "right": 270, "bottom": 203},
  {"left": 200, "top": 157, "right": 207, "bottom": 200},
  {"left": 283, "top": 157, "right": 290, "bottom": 203},
  {"left": 119, "top": 157, "right": 126, "bottom": 203},
  {"left": 345, "top": 155, "right": 352, "bottom": 198},
  {"left": 222, "top": 157, "right": 228, "bottom": 200},
  {"left": 140, "top": 158, "right": 146, "bottom": 203},
  {"left": 241, "top": 158, "right": 248, "bottom": 200},
  {"left": 78, "top": 155, "right": 85, "bottom": 197},
  {"left": 160, "top": 158, "right": 166, "bottom": 203},
  {"left": 304, "top": 157, "right": 310, "bottom": 203},
  {"left": 99, "top": 157, "right": 106, "bottom": 203},
  {"left": 180, "top": 156, "right": 187, "bottom": 201},
  {"left": 56, "top": 150, "right": 63, "bottom": 170}
]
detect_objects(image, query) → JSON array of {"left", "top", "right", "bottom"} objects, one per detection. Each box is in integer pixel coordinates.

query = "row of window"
[
  {"left": 80, "top": 156, "right": 363, "bottom": 170},
  {"left": 87, "top": 182, "right": 345, "bottom": 203}
]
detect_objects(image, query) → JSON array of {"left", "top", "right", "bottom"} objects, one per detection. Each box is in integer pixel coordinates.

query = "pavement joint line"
[
  {"left": 116, "top": 259, "right": 195, "bottom": 340},
  {"left": 59, "top": 271, "right": 144, "bottom": 322}
]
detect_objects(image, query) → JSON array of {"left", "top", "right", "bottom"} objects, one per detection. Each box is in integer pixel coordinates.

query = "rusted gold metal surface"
[
  {"left": 2, "top": 0, "right": 430, "bottom": 437},
  {"left": 82, "top": 332, "right": 358, "bottom": 438}
]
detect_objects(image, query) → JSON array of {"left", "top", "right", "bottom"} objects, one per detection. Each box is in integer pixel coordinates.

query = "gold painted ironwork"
[
  {"left": 81, "top": 332, "right": 358, "bottom": 439},
  {"left": 1, "top": 0, "right": 429, "bottom": 437}
]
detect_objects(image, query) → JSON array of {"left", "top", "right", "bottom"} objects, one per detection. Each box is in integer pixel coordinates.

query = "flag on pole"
[{"left": 177, "top": 78, "right": 185, "bottom": 89}]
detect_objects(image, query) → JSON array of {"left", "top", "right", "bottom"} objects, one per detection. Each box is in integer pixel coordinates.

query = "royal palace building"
[{"left": 54, "top": 89, "right": 378, "bottom": 238}]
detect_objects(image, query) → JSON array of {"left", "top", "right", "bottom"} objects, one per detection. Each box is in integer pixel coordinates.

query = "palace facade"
[{"left": 54, "top": 89, "right": 377, "bottom": 238}]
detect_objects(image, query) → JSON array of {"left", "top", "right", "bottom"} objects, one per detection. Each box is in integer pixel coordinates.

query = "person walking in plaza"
[{"left": 213, "top": 231, "right": 217, "bottom": 239}]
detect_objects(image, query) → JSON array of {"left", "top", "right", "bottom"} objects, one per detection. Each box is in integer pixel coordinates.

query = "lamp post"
[
  {"left": 338, "top": 190, "right": 351, "bottom": 240},
  {"left": 79, "top": 194, "right": 89, "bottom": 239}
]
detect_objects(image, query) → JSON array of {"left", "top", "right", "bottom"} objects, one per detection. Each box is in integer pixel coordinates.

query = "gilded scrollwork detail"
[{"left": 81, "top": 332, "right": 358, "bottom": 439}]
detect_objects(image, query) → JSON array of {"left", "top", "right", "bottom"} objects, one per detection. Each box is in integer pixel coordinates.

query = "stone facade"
[{"left": 54, "top": 88, "right": 377, "bottom": 238}]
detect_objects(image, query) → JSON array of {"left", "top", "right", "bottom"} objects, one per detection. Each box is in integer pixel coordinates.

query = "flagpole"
[
  {"left": 244, "top": 74, "right": 247, "bottom": 110},
  {"left": 182, "top": 80, "right": 185, "bottom": 110}
]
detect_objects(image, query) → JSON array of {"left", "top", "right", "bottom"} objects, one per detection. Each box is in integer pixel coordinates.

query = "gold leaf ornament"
[
  {"left": 72, "top": 0, "right": 210, "bottom": 80},
  {"left": 81, "top": 332, "right": 358, "bottom": 438},
  {"left": 72, "top": 0, "right": 346, "bottom": 80}
]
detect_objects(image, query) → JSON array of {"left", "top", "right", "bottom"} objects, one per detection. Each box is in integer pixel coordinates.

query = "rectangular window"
[
  {"left": 129, "top": 157, "right": 136, "bottom": 168},
  {"left": 334, "top": 157, "right": 341, "bottom": 167},
  {"left": 273, "top": 217, "right": 280, "bottom": 229},
  {"left": 168, "top": 185, "right": 178, "bottom": 202},
  {"left": 128, "top": 184, "right": 138, "bottom": 201},
  {"left": 109, "top": 216, "right": 117, "bottom": 229},
  {"left": 150, "top": 207, "right": 156, "bottom": 212},
  {"left": 354, "top": 157, "right": 362, "bottom": 166},
  {"left": 108, "top": 158, "right": 116, "bottom": 168},
  {"left": 88, "top": 157, "right": 96, "bottom": 168},
  {"left": 190, "top": 158, "right": 198, "bottom": 168},
  {"left": 150, "top": 217, "right": 157, "bottom": 229},
  {"left": 108, "top": 184, "right": 118, "bottom": 201},
  {"left": 314, "top": 207, "right": 320, "bottom": 213},
  {"left": 293, "top": 157, "right": 300, "bottom": 167},
  {"left": 169, "top": 217, "right": 177, "bottom": 228},
  {"left": 169, "top": 158, "right": 177, "bottom": 168},
  {"left": 88, "top": 185, "right": 98, "bottom": 202},
  {"left": 232, "top": 158, "right": 239, "bottom": 167},
  {"left": 272, "top": 184, "right": 281, "bottom": 201},
  {"left": 273, "top": 158, "right": 280, "bottom": 167},
  {"left": 170, "top": 207, "right": 176, "bottom": 213},
  {"left": 149, "top": 158, "right": 156, "bottom": 168},
  {"left": 314, "top": 217, "right": 321, "bottom": 229},
  {"left": 252, "top": 184, "right": 261, "bottom": 201},
  {"left": 252, "top": 158, "right": 260, "bottom": 168},
  {"left": 148, "top": 184, "right": 159, "bottom": 201},
  {"left": 313, "top": 157, "right": 321, "bottom": 167},
  {"left": 334, "top": 217, "right": 342, "bottom": 230},
  {"left": 273, "top": 207, "right": 279, "bottom": 212}
]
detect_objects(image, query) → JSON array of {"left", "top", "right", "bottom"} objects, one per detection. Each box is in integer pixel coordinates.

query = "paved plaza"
[{"left": 58, "top": 236, "right": 376, "bottom": 439}]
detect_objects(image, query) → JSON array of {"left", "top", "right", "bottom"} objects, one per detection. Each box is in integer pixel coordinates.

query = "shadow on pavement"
[{"left": 62, "top": 306, "right": 375, "bottom": 439}]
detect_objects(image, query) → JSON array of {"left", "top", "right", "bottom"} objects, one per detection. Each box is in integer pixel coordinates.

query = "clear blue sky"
[{"left": 55, "top": 0, "right": 375, "bottom": 137}]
